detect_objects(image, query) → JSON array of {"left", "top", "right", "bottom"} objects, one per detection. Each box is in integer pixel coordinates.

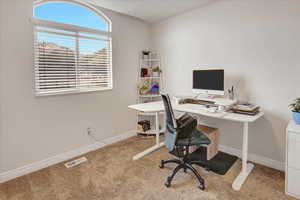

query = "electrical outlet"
[{"left": 87, "top": 127, "right": 99, "bottom": 141}]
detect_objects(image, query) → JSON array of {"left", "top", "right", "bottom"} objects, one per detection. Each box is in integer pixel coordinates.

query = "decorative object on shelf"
[
  {"left": 289, "top": 98, "right": 300, "bottom": 124},
  {"left": 148, "top": 82, "right": 160, "bottom": 94},
  {"left": 142, "top": 51, "right": 151, "bottom": 59},
  {"left": 138, "top": 80, "right": 150, "bottom": 95},
  {"left": 138, "top": 120, "right": 151, "bottom": 132},
  {"left": 141, "top": 68, "right": 149, "bottom": 77},
  {"left": 151, "top": 66, "right": 162, "bottom": 77}
]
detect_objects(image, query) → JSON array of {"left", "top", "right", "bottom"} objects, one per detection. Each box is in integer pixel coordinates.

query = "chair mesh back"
[
  {"left": 161, "top": 93, "right": 178, "bottom": 151},
  {"left": 161, "top": 94, "right": 177, "bottom": 129}
]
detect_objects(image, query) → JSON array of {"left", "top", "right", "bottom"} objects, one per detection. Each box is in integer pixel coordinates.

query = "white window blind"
[{"left": 33, "top": 19, "right": 112, "bottom": 96}]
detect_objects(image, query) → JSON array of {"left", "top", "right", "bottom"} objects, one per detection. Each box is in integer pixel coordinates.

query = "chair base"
[{"left": 159, "top": 159, "right": 206, "bottom": 190}]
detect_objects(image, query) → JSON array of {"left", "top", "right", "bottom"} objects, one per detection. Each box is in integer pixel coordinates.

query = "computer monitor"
[{"left": 192, "top": 69, "right": 224, "bottom": 96}]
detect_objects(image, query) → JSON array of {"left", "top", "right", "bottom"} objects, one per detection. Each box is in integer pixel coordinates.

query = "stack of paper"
[{"left": 230, "top": 103, "right": 260, "bottom": 116}]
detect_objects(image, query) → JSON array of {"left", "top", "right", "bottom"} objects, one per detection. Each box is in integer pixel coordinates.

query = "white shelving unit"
[
  {"left": 136, "top": 51, "right": 164, "bottom": 135},
  {"left": 286, "top": 120, "right": 300, "bottom": 199}
]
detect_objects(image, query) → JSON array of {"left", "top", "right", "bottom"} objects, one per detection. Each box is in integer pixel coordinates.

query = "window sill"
[{"left": 36, "top": 87, "right": 113, "bottom": 97}]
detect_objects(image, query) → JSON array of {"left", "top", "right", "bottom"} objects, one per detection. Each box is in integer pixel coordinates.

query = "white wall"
[
  {"left": 0, "top": 0, "right": 150, "bottom": 173},
  {"left": 0, "top": 0, "right": 3, "bottom": 172},
  {"left": 152, "top": 0, "right": 300, "bottom": 163}
]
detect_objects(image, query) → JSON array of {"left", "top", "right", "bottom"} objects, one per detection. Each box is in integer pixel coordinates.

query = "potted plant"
[
  {"left": 151, "top": 66, "right": 161, "bottom": 77},
  {"left": 289, "top": 98, "right": 300, "bottom": 124}
]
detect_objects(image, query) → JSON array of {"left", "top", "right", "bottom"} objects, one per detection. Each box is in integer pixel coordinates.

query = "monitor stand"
[
  {"left": 194, "top": 94, "right": 237, "bottom": 106},
  {"left": 194, "top": 94, "right": 220, "bottom": 100}
]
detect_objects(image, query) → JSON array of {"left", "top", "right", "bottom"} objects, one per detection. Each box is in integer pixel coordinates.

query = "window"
[{"left": 33, "top": 1, "right": 112, "bottom": 96}]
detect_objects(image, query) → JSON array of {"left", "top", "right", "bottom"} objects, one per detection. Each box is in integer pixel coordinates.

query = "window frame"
[{"left": 33, "top": 0, "right": 113, "bottom": 96}]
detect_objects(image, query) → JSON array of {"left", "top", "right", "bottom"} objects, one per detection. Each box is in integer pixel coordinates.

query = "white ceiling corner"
[{"left": 87, "top": 0, "right": 218, "bottom": 23}]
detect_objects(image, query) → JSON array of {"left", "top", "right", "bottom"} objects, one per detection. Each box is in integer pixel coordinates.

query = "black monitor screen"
[{"left": 193, "top": 70, "right": 224, "bottom": 91}]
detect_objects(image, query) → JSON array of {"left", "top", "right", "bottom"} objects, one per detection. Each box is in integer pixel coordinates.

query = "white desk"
[{"left": 128, "top": 101, "right": 264, "bottom": 191}]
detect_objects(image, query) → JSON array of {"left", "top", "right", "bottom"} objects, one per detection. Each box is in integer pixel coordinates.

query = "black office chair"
[{"left": 160, "top": 93, "right": 211, "bottom": 190}]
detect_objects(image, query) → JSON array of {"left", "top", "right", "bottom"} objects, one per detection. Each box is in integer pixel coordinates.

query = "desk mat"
[{"left": 188, "top": 146, "right": 238, "bottom": 175}]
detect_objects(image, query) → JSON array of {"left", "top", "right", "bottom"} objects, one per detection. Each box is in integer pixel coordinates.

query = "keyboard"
[{"left": 180, "top": 98, "right": 215, "bottom": 105}]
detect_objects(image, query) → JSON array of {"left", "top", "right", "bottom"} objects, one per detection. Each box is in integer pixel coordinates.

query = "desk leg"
[
  {"left": 232, "top": 122, "right": 254, "bottom": 191},
  {"left": 133, "top": 112, "right": 165, "bottom": 161}
]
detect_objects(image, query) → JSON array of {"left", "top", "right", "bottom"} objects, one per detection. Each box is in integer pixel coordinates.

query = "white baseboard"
[
  {"left": 0, "top": 131, "right": 284, "bottom": 183},
  {"left": 219, "top": 145, "right": 285, "bottom": 172},
  {"left": 102, "top": 131, "right": 136, "bottom": 145},
  {"left": 0, "top": 130, "right": 136, "bottom": 183}
]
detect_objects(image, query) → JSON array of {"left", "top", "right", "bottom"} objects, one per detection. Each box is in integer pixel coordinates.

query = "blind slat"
[
  {"left": 36, "top": 70, "right": 110, "bottom": 74},
  {"left": 37, "top": 81, "right": 110, "bottom": 85},
  {"left": 37, "top": 77, "right": 111, "bottom": 82}
]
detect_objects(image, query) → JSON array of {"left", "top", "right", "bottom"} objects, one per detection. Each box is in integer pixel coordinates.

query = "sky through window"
[{"left": 34, "top": 2, "right": 109, "bottom": 53}]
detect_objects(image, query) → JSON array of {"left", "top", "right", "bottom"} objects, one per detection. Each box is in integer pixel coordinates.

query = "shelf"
[
  {"left": 140, "top": 76, "right": 161, "bottom": 79},
  {"left": 136, "top": 129, "right": 165, "bottom": 134},
  {"left": 138, "top": 111, "right": 164, "bottom": 116},
  {"left": 138, "top": 112, "right": 156, "bottom": 116},
  {"left": 140, "top": 59, "right": 160, "bottom": 62},
  {"left": 139, "top": 94, "right": 160, "bottom": 98}
]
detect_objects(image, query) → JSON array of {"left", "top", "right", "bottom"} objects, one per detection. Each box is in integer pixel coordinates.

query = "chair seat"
[{"left": 176, "top": 129, "right": 211, "bottom": 146}]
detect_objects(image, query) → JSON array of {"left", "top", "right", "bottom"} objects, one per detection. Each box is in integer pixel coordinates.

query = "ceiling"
[{"left": 87, "top": 0, "right": 217, "bottom": 23}]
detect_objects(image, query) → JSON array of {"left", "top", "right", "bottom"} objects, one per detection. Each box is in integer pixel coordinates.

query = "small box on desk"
[{"left": 189, "top": 125, "right": 219, "bottom": 160}]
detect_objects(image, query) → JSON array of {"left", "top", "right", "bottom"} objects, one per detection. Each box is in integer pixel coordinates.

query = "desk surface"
[{"left": 128, "top": 101, "right": 264, "bottom": 123}]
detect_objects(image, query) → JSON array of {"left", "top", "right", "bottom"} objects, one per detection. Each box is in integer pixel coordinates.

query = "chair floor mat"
[{"left": 188, "top": 146, "right": 238, "bottom": 175}]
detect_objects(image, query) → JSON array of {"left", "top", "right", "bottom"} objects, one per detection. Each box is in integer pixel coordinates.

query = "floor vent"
[{"left": 64, "top": 157, "right": 87, "bottom": 168}]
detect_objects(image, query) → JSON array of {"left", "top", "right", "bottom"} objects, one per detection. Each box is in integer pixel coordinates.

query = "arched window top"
[{"left": 34, "top": 1, "right": 110, "bottom": 32}]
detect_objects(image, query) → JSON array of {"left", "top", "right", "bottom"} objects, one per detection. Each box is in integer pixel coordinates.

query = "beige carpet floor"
[{"left": 0, "top": 136, "right": 295, "bottom": 200}]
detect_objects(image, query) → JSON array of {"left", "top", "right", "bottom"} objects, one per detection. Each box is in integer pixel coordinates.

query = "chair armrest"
[{"left": 176, "top": 113, "right": 197, "bottom": 139}]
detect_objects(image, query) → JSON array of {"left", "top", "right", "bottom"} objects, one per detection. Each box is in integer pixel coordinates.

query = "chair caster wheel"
[
  {"left": 165, "top": 181, "right": 171, "bottom": 188},
  {"left": 165, "top": 177, "right": 172, "bottom": 188},
  {"left": 198, "top": 184, "right": 205, "bottom": 190},
  {"left": 159, "top": 160, "right": 164, "bottom": 169},
  {"left": 198, "top": 179, "right": 205, "bottom": 190}
]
